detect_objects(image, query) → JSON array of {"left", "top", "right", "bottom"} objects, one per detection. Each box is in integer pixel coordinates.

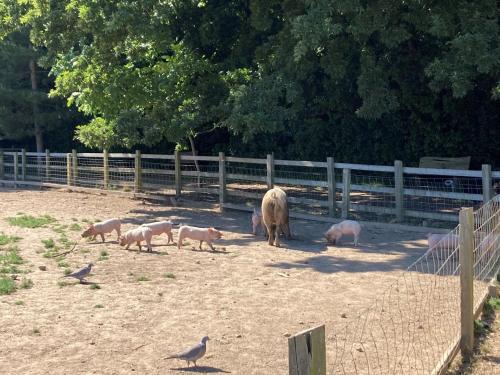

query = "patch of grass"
[
  {"left": 474, "top": 319, "right": 487, "bottom": 335},
  {"left": 15, "top": 300, "right": 24, "bottom": 305},
  {"left": 90, "top": 283, "right": 101, "bottom": 290},
  {"left": 82, "top": 218, "right": 90, "bottom": 223},
  {"left": 58, "top": 235, "right": 72, "bottom": 249},
  {"left": 42, "top": 239, "right": 55, "bottom": 249},
  {"left": 32, "top": 328, "right": 40, "bottom": 335},
  {"left": 57, "top": 260, "right": 69, "bottom": 268},
  {"left": 136, "top": 276, "right": 150, "bottom": 282},
  {"left": 63, "top": 268, "right": 72, "bottom": 276},
  {"left": 0, "top": 233, "right": 21, "bottom": 246},
  {"left": 19, "top": 277, "right": 33, "bottom": 289},
  {"left": 7, "top": 215, "right": 56, "bottom": 229},
  {"left": 57, "top": 281, "right": 70, "bottom": 288},
  {"left": 69, "top": 223, "right": 81, "bottom": 231},
  {"left": 487, "top": 297, "right": 500, "bottom": 311},
  {"left": 100, "top": 250, "right": 108, "bottom": 257},
  {"left": 80, "top": 248, "right": 91, "bottom": 254},
  {"left": 0, "top": 265, "right": 20, "bottom": 274},
  {"left": 71, "top": 218, "right": 78, "bottom": 222},
  {"left": 0, "top": 277, "right": 16, "bottom": 295},
  {"left": 94, "top": 304, "right": 104, "bottom": 308},
  {"left": 164, "top": 272, "right": 176, "bottom": 279},
  {"left": 0, "top": 247, "right": 23, "bottom": 265}
]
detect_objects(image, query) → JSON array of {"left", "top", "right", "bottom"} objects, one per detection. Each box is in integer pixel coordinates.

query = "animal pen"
[{"left": 0, "top": 149, "right": 499, "bottom": 375}]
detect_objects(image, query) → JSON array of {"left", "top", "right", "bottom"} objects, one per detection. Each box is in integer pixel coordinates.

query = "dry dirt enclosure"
[{"left": 0, "top": 187, "right": 432, "bottom": 375}]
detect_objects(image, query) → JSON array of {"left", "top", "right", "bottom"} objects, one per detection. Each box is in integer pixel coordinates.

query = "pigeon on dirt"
[
  {"left": 165, "top": 336, "right": 209, "bottom": 367},
  {"left": 64, "top": 263, "right": 93, "bottom": 283}
]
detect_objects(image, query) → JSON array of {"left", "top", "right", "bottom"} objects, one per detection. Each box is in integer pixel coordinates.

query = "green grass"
[
  {"left": 0, "top": 265, "right": 20, "bottom": 274},
  {"left": 98, "top": 250, "right": 109, "bottom": 261},
  {"left": 0, "top": 247, "right": 23, "bottom": 265},
  {"left": 0, "top": 277, "right": 16, "bottom": 295},
  {"left": 57, "top": 281, "right": 70, "bottom": 288},
  {"left": 487, "top": 297, "right": 500, "bottom": 311},
  {"left": 63, "top": 268, "right": 72, "bottom": 276},
  {"left": 14, "top": 300, "right": 24, "bottom": 305},
  {"left": 94, "top": 304, "right": 104, "bottom": 308},
  {"left": 69, "top": 223, "right": 82, "bottom": 231},
  {"left": 136, "top": 276, "right": 150, "bottom": 282},
  {"left": 6, "top": 215, "right": 56, "bottom": 228},
  {"left": 42, "top": 239, "right": 55, "bottom": 249},
  {"left": 90, "top": 283, "right": 101, "bottom": 290},
  {"left": 19, "top": 277, "right": 33, "bottom": 289},
  {"left": 57, "top": 260, "right": 69, "bottom": 268},
  {"left": 0, "top": 233, "right": 21, "bottom": 246},
  {"left": 163, "top": 272, "right": 176, "bottom": 279}
]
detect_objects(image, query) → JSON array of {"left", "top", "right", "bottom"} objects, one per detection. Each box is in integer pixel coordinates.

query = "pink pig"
[
  {"left": 141, "top": 221, "right": 177, "bottom": 244},
  {"left": 177, "top": 225, "right": 223, "bottom": 251},
  {"left": 81, "top": 218, "right": 121, "bottom": 243},
  {"left": 119, "top": 226, "right": 153, "bottom": 252},
  {"left": 427, "top": 233, "right": 458, "bottom": 251},
  {"left": 324, "top": 220, "right": 361, "bottom": 246}
]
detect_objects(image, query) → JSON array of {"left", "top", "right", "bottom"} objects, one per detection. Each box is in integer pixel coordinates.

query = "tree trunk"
[
  {"left": 29, "top": 59, "right": 43, "bottom": 152},
  {"left": 188, "top": 134, "right": 201, "bottom": 187}
]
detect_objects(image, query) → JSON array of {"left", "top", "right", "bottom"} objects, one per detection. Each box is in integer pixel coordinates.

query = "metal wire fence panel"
[
  {"left": 108, "top": 156, "right": 135, "bottom": 190},
  {"left": 274, "top": 164, "right": 329, "bottom": 216},
  {"left": 3, "top": 153, "right": 15, "bottom": 177},
  {"left": 75, "top": 156, "right": 105, "bottom": 188},
  {"left": 226, "top": 161, "right": 267, "bottom": 208},
  {"left": 403, "top": 173, "right": 484, "bottom": 219},
  {"left": 141, "top": 157, "right": 176, "bottom": 193},
  {"left": 180, "top": 159, "right": 219, "bottom": 202},
  {"left": 331, "top": 198, "right": 500, "bottom": 375},
  {"left": 46, "top": 154, "right": 68, "bottom": 184},
  {"left": 349, "top": 170, "right": 396, "bottom": 220}
]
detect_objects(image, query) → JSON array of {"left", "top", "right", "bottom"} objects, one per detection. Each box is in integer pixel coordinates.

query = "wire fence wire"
[{"left": 331, "top": 196, "right": 500, "bottom": 375}]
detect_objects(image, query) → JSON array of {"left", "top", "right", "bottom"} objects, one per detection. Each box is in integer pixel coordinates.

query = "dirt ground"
[{"left": 0, "top": 187, "right": 438, "bottom": 374}]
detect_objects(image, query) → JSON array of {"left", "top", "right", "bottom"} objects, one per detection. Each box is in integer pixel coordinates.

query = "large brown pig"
[{"left": 261, "top": 187, "right": 291, "bottom": 247}]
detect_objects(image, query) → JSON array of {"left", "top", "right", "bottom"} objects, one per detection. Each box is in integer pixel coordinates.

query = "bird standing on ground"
[
  {"left": 165, "top": 336, "right": 209, "bottom": 367},
  {"left": 64, "top": 263, "right": 93, "bottom": 283}
]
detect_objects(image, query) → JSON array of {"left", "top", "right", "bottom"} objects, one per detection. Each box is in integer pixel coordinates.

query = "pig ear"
[{"left": 208, "top": 227, "right": 215, "bottom": 232}]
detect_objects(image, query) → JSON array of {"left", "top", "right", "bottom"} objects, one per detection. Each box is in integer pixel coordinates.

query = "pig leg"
[
  {"left": 266, "top": 224, "right": 274, "bottom": 246},
  {"left": 91, "top": 234, "right": 97, "bottom": 241},
  {"left": 146, "top": 238, "right": 152, "bottom": 252},
  {"left": 177, "top": 235, "right": 183, "bottom": 249},
  {"left": 283, "top": 223, "right": 292, "bottom": 239},
  {"left": 137, "top": 241, "right": 142, "bottom": 252},
  {"left": 199, "top": 241, "right": 203, "bottom": 250},
  {"left": 100, "top": 233, "right": 105, "bottom": 243},
  {"left": 353, "top": 233, "right": 359, "bottom": 247},
  {"left": 207, "top": 241, "right": 215, "bottom": 251},
  {"left": 115, "top": 228, "right": 121, "bottom": 241},
  {"left": 275, "top": 227, "right": 281, "bottom": 247},
  {"left": 125, "top": 243, "right": 130, "bottom": 250}
]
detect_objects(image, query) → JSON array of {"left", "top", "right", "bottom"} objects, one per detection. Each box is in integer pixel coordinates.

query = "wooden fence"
[{"left": 0, "top": 149, "right": 498, "bottom": 223}]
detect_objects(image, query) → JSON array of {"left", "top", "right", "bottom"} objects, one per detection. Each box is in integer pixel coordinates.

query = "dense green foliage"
[{"left": 0, "top": 0, "right": 498, "bottom": 165}]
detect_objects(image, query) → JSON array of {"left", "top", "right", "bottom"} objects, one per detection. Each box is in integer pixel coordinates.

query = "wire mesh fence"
[
  {"left": 330, "top": 198, "right": 499, "bottom": 375},
  {"left": 0, "top": 151, "right": 498, "bottom": 226}
]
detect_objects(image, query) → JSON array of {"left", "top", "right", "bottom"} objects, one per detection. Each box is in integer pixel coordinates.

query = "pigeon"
[
  {"left": 165, "top": 336, "right": 209, "bottom": 367},
  {"left": 64, "top": 263, "right": 93, "bottom": 283}
]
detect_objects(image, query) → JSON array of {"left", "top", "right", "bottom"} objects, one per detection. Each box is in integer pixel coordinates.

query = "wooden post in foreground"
[
  {"left": 21, "top": 148, "right": 26, "bottom": 180},
  {"left": 266, "top": 153, "right": 274, "bottom": 189},
  {"left": 45, "top": 149, "right": 50, "bottom": 182},
  {"left": 459, "top": 207, "right": 474, "bottom": 361},
  {"left": 175, "top": 150, "right": 182, "bottom": 198},
  {"left": 103, "top": 150, "right": 109, "bottom": 189},
  {"left": 482, "top": 164, "right": 492, "bottom": 203},
  {"left": 0, "top": 151, "right": 4, "bottom": 180},
  {"left": 219, "top": 152, "right": 226, "bottom": 210},
  {"left": 341, "top": 168, "right": 351, "bottom": 219},
  {"left": 72, "top": 149, "right": 78, "bottom": 185},
  {"left": 134, "top": 150, "right": 142, "bottom": 193},
  {"left": 289, "top": 325, "right": 326, "bottom": 375},
  {"left": 66, "top": 153, "right": 72, "bottom": 186},
  {"left": 327, "top": 157, "right": 336, "bottom": 217},
  {"left": 13, "top": 152, "right": 18, "bottom": 187},
  {"left": 394, "top": 160, "right": 404, "bottom": 222}
]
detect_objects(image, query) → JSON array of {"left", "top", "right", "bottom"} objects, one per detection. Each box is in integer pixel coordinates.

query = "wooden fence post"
[
  {"left": 175, "top": 150, "right": 182, "bottom": 198},
  {"left": 134, "top": 150, "right": 142, "bottom": 193},
  {"left": 21, "top": 148, "right": 26, "bottom": 180},
  {"left": 482, "top": 164, "right": 492, "bottom": 203},
  {"left": 219, "top": 152, "right": 226, "bottom": 210},
  {"left": 288, "top": 325, "right": 326, "bottom": 375},
  {"left": 394, "top": 160, "right": 404, "bottom": 222},
  {"left": 45, "top": 149, "right": 50, "bottom": 182},
  {"left": 13, "top": 152, "right": 18, "bottom": 186},
  {"left": 0, "top": 151, "right": 4, "bottom": 180},
  {"left": 327, "top": 157, "right": 336, "bottom": 217},
  {"left": 103, "top": 150, "right": 109, "bottom": 189},
  {"left": 341, "top": 168, "right": 351, "bottom": 219},
  {"left": 72, "top": 149, "right": 78, "bottom": 185},
  {"left": 459, "top": 207, "right": 474, "bottom": 361},
  {"left": 266, "top": 153, "right": 274, "bottom": 189},
  {"left": 66, "top": 153, "right": 72, "bottom": 186}
]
